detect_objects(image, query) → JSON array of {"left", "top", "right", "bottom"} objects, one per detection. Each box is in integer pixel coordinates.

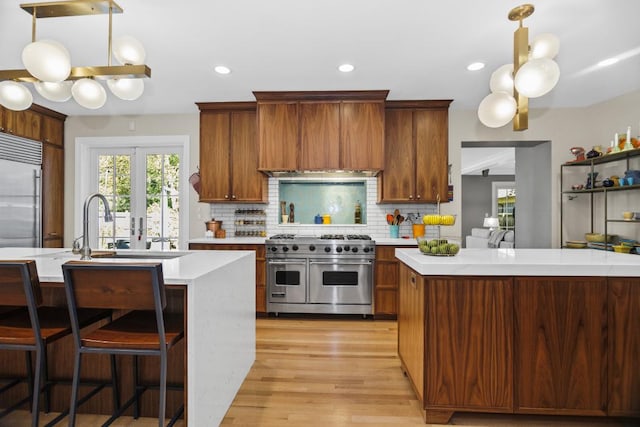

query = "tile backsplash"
[{"left": 207, "top": 177, "right": 442, "bottom": 240}]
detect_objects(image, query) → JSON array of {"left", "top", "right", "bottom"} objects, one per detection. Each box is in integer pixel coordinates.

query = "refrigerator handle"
[
  {"left": 35, "top": 169, "right": 42, "bottom": 247},
  {"left": 131, "top": 217, "right": 136, "bottom": 236}
]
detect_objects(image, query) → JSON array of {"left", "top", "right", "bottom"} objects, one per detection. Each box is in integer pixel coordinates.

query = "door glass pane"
[
  {"left": 146, "top": 153, "right": 180, "bottom": 250},
  {"left": 98, "top": 154, "right": 132, "bottom": 249}
]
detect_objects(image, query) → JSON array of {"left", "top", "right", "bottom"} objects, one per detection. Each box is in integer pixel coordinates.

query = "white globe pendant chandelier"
[
  {"left": 477, "top": 4, "right": 560, "bottom": 131},
  {"left": 0, "top": 0, "right": 151, "bottom": 111}
]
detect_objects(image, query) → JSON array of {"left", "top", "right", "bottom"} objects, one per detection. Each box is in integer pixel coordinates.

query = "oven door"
[
  {"left": 308, "top": 259, "right": 373, "bottom": 305},
  {"left": 267, "top": 258, "right": 307, "bottom": 304}
]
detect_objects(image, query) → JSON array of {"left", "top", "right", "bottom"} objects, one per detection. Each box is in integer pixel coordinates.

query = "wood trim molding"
[
  {"left": 29, "top": 103, "right": 67, "bottom": 121},
  {"left": 253, "top": 90, "right": 390, "bottom": 102},
  {"left": 196, "top": 102, "right": 257, "bottom": 112},
  {"left": 385, "top": 100, "right": 453, "bottom": 109}
]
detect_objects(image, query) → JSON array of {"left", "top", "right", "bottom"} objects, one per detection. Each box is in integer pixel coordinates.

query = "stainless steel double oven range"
[{"left": 265, "top": 234, "right": 375, "bottom": 315}]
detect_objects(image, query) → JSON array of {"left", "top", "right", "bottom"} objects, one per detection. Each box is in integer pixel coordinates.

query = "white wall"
[{"left": 64, "top": 89, "right": 640, "bottom": 247}]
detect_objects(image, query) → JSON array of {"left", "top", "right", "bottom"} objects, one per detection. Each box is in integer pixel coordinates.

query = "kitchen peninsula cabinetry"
[
  {"left": 197, "top": 102, "right": 267, "bottom": 203},
  {"left": 560, "top": 148, "right": 640, "bottom": 247},
  {"left": 397, "top": 249, "right": 640, "bottom": 423},
  {"left": 379, "top": 100, "right": 452, "bottom": 203},
  {"left": 188, "top": 242, "right": 266, "bottom": 314},
  {"left": 254, "top": 90, "right": 387, "bottom": 172}
]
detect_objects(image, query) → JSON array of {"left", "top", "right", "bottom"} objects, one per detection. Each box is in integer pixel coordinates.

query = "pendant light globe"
[
  {"left": 477, "top": 91, "right": 517, "bottom": 128},
  {"left": 72, "top": 78, "right": 107, "bottom": 109},
  {"left": 489, "top": 64, "right": 514, "bottom": 93},
  {"left": 22, "top": 40, "right": 71, "bottom": 83},
  {"left": 34, "top": 81, "right": 73, "bottom": 102},
  {"left": 107, "top": 78, "right": 144, "bottom": 100},
  {"left": 514, "top": 57, "right": 560, "bottom": 98},
  {"left": 112, "top": 36, "right": 146, "bottom": 65},
  {"left": 0, "top": 81, "right": 33, "bottom": 111}
]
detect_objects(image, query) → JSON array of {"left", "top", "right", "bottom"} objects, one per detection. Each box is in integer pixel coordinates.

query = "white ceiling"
[{"left": 1, "top": 0, "right": 639, "bottom": 117}]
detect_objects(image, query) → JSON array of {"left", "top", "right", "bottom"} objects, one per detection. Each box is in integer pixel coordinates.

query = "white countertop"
[
  {"left": 396, "top": 248, "right": 640, "bottom": 277},
  {"left": 1, "top": 247, "right": 253, "bottom": 284}
]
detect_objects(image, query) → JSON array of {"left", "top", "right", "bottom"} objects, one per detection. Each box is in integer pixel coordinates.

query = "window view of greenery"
[
  {"left": 497, "top": 188, "right": 515, "bottom": 230},
  {"left": 97, "top": 153, "right": 180, "bottom": 250}
]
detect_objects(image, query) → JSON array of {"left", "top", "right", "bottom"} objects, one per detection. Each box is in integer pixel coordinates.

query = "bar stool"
[
  {"left": 0, "top": 260, "right": 114, "bottom": 427},
  {"left": 62, "top": 261, "right": 184, "bottom": 427}
]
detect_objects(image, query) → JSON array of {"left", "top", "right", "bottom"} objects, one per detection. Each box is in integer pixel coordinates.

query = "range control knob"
[
  {"left": 352, "top": 247, "right": 358, "bottom": 253},
  {"left": 292, "top": 245, "right": 299, "bottom": 251},
  {"left": 324, "top": 247, "right": 331, "bottom": 253},
  {"left": 271, "top": 247, "right": 278, "bottom": 252},
  {"left": 309, "top": 245, "right": 316, "bottom": 251},
  {"left": 336, "top": 247, "right": 343, "bottom": 253},
  {"left": 363, "top": 247, "right": 370, "bottom": 253},
  {"left": 344, "top": 246, "right": 350, "bottom": 252},
  {"left": 282, "top": 246, "right": 289, "bottom": 252}
]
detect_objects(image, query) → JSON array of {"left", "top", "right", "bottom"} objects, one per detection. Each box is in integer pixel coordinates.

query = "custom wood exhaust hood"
[{"left": 253, "top": 90, "right": 389, "bottom": 175}]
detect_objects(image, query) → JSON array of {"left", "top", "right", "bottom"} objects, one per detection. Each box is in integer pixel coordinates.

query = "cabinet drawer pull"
[{"left": 410, "top": 274, "right": 416, "bottom": 288}]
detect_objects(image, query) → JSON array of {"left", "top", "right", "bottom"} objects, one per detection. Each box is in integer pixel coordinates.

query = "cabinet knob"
[
  {"left": 416, "top": 194, "right": 421, "bottom": 199},
  {"left": 224, "top": 194, "right": 229, "bottom": 199},
  {"left": 409, "top": 195, "right": 413, "bottom": 200},
  {"left": 231, "top": 194, "right": 236, "bottom": 199}
]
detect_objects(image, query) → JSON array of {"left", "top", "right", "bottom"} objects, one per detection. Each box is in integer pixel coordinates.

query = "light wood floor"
[{"left": 2, "top": 317, "right": 636, "bottom": 426}]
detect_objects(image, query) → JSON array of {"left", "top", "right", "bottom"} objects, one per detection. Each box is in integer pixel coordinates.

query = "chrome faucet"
[{"left": 80, "top": 193, "right": 113, "bottom": 260}]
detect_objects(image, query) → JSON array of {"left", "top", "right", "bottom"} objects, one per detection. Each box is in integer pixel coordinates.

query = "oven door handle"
[
  {"left": 309, "top": 260, "right": 373, "bottom": 266},
  {"left": 267, "top": 259, "right": 306, "bottom": 266}
]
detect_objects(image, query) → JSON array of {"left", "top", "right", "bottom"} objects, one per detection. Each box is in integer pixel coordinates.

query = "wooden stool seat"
[
  {"left": 0, "top": 307, "right": 111, "bottom": 346},
  {"left": 81, "top": 311, "right": 183, "bottom": 350}
]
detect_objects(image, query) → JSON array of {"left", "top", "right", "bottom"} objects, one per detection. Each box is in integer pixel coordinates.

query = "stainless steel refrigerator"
[{"left": 0, "top": 136, "right": 42, "bottom": 248}]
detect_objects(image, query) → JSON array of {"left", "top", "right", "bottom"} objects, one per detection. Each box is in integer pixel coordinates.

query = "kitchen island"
[
  {"left": 395, "top": 248, "right": 640, "bottom": 424},
  {"left": 0, "top": 248, "right": 256, "bottom": 426}
]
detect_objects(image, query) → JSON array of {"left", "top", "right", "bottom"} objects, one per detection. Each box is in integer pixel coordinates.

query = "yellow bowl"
[
  {"left": 612, "top": 245, "right": 632, "bottom": 254},
  {"left": 584, "top": 233, "right": 617, "bottom": 243}
]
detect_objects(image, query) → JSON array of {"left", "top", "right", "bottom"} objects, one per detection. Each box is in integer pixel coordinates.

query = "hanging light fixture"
[
  {"left": 0, "top": 0, "right": 151, "bottom": 111},
  {"left": 477, "top": 4, "right": 560, "bottom": 131}
]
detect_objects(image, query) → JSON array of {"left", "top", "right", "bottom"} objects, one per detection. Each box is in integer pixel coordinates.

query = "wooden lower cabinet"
[
  {"left": 397, "top": 266, "right": 637, "bottom": 424},
  {"left": 374, "top": 245, "right": 416, "bottom": 318},
  {"left": 608, "top": 277, "right": 640, "bottom": 417},
  {"left": 189, "top": 243, "right": 266, "bottom": 314},
  {"left": 515, "top": 276, "right": 607, "bottom": 415}
]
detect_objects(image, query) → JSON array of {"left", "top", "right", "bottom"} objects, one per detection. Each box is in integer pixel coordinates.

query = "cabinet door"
[
  {"left": 42, "top": 115, "right": 64, "bottom": 146},
  {"left": 515, "top": 277, "right": 607, "bottom": 415},
  {"left": 425, "top": 276, "right": 513, "bottom": 411},
  {"left": 257, "top": 102, "right": 299, "bottom": 171},
  {"left": 398, "top": 263, "right": 425, "bottom": 403},
  {"left": 14, "top": 109, "right": 42, "bottom": 140},
  {"left": 42, "top": 144, "right": 64, "bottom": 247},
  {"left": 0, "top": 105, "right": 6, "bottom": 132},
  {"left": 230, "top": 110, "right": 265, "bottom": 202},
  {"left": 299, "top": 102, "right": 340, "bottom": 170},
  {"left": 415, "top": 109, "right": 448, "bottom": 203},
  {"left": 379, "top": 109, "right": 415, "bottom": 202},
  {"left": 608, "top": 277, "right": 640, "bottom": 417},
  {"left": 199, "top": 112, "right": 231, "bottom": 202},
  {"left": 340, "top": 101, "right": 384, "bottom": 170}
]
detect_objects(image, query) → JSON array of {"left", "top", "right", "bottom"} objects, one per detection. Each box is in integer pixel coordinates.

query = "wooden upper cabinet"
[
  {"left": 254, "top": 91, "right": 388, "bottom": 172},
  {"left": 379, "top": 100, "right": 452, "bottom": 203},
  {"left": 257, "top": 102, "right": 299, "bottom": 171},
  {"left": 415, "top": 108, "right": 449, "bottom": 203},
  {"left": 197, "top": 103, "right": 266, "bottom": 203},
  {"left": 340, "top": 101, "right": 384, "bottom": 170},
  {"left": 42, "top": 144, "right": 64, "bottom": 247},
  {"left": 41, "top": 114, "right": 64, "bottom": 146},
  {"left": 299, "top": 102, "right": 340, "bottom": 170},
  {"left": 1, "top": 106, "right": 41, "bottom": 140}
]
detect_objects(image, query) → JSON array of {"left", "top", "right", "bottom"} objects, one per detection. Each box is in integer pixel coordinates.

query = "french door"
[{"left": 90, "top": 146, "right": 182, "bottom": 250}]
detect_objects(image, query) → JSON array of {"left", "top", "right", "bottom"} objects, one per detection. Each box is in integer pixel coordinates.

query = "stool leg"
[
  {"left": 42, "top": 346, "right": 51, "bottom": 413},
  {"left": 133, "top": 355, "right": 140, "bottom": 419},
  {"left": 158, "top": 351, "right": 167, "bottom": 427},
  {"left": 25, "top": 351, "right": 33, "bottom": 406},
  {"left": 110, "top": 354, "right": 120, "bottom": 412},
  {"left": 68, "top": 350, "right": 82, "bottom": 427},
  {"left": 31, "top": 348, "right": 43, "bottom": 427}
]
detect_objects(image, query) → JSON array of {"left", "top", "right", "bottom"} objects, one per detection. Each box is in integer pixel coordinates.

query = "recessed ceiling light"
[
  {"left": 338, "top": 63, "right": 355, "bottom": 73},
  {"left": 214, "top": 65, "right": 231, "bottom": 75},
  {"left": 467, "top": 62, "right": 485, "bottom": 71},
  {"left": 597, "top": 58, "right": 619, "bottom": 67}
]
